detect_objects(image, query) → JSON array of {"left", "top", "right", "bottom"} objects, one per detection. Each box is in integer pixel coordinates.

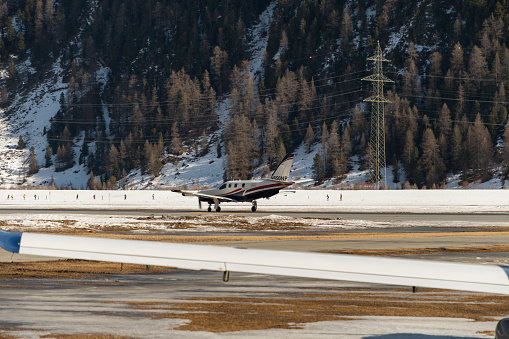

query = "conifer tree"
[
  {"left": 34, "top": 0, "right": 43, "bottom": 37},
  {"left": 210, "top": 46, "right": 228, "bottom": 94},
  {"left": 312, "top": 153, "right": 324, "bottom": 183},
  {"left": 468, "top": 46, "right": 488, "bottom": 89},
  {"left": 340, "top": 5, "right": 353, "bottom": 47},
  {"left": 107, "top": 145, "right": 120, "bottom": 179},
  {"left": 402, "top": 129, "right": 415, "bottom": 173},
  {"left": 275, "top": 69, "right": 298, "bottom": 121},
  {"left": 291, "top": 117, "right": 300, "bottom": 148},
  {"left": 201, "top": 70, "right": 217, "bottom": 125},
  {"left": 420, "top": 128, "right": 445, "bottom": 187},
  {"left": 320, "top": 122, "right": 329, "bottom": 169},
  {"left": 281, "top": 124, "right": 291, "bottom": 150},
  {"left": 342, "top": 124, "right": 352, "bottom": 159},
  {"left": 170, "top": 122, "right": 183, "bottom": 155},
  {"left": 263, "top": 107, "right": 279, "bottom": 160},
  {"left": 351, "top": 105, "right": 366, "bottom": 143},
  {"left": 327, "top": 120, "right": 341, "bottom": 171},
  {"left": 142, "top": 140, "right": 152, "bottom": 175},
  {"left": 297, "top": 68, "right": 312, "bottom": 121},
  {"left": 28, "top": 147, "right": 39, "bottom": 175},
  {"left": 466, "top": 114, "right": 493, "bottom": 177},
  {"left": 493, "top": 52, "right": 502, "bottom": 83},
  {"left": 224, "top": 114, "right": 257, "bottom": 180},
  {"left": 437, "top": 103, "right": 452, "bottom": 138},
  {"left": 503, "top": 121, "right": 509, "bottom": 176},
  {"left": 79, "top": 142, "right": 89, "bottom": 165},
  {"left": 17, "top": 135, "right": 25, "bottom": 149},
  {"left": 276, "top": 138, "right": 286, "bottom": 164},
  {"left": 402, "top": 43, "right": 419, "bottom": 97},
  {"left": 450, "top": 42, "right": 464, "bottom": 77},
  {"left": 45, "top": 146, "right": 52, "bottom": 168},
  {"left": 17, "top": 32, "right": 25, "bottom": 53},
  {"left": 304, "top": 124, "right": 315, "bottom": 153},
  {"left": 428, "top": 51, "right": 442, "bottom": 92}
]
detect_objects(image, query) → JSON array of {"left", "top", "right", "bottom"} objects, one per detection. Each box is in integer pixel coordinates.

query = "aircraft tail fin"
[{"left": 269, "top": 154, "right": 294, "bottom": 182}]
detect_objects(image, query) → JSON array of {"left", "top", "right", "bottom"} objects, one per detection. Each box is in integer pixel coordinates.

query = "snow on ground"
[
  {"left": 2, "top": 188, "right": 509, "bottom": 213},
  {"left": 2, "top": 187, "right": 509, "bottom": 217},
  {"left": 223, "top": 317, "right": 497, "bottom": 338},
  {"left": 248, "top": 1, "right": 277, "bottom": 84}
]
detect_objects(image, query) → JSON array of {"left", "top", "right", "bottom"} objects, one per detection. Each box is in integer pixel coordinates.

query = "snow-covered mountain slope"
[{"left": 0, "top": 0, "right": 506, "bottom": 191}]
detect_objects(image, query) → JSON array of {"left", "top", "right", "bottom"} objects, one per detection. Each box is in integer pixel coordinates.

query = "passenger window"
[
  {"left": 242, "top": 183, "right": 245, "bottom": 188},
  {"left": 228, "top": 184, "right": 231, "bottom": 188},
  {"left": 234, "top": 184, "right": 238, "bottom": 188}
]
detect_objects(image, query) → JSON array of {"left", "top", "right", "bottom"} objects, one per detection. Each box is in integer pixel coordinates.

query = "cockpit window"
[{"left": 219, "top": 184, "right": 226, "bottom": 190}]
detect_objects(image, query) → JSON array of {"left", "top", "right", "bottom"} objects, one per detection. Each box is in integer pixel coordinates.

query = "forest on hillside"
[{"left": 0, "top": 0, "right": 508, "bottom": 188}]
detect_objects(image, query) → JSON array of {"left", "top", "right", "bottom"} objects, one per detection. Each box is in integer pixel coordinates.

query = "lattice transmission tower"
[{"left": 362, "top": 42, "right": 394, "bottom": 189}]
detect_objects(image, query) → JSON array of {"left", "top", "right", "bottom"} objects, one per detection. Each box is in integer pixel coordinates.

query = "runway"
[
  {"left": 1, "top": 209, "right": 509, "bottom": 338},
  {"left": 2, "top": 207, "right": 509, "bottom": 222}
]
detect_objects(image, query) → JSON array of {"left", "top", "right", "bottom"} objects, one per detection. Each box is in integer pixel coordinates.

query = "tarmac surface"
[
  {"left": 1, "top": 210, "right": 509, "bottom": 338},
  {"left": 3, "top": 207, "right": 509, "bottom": 220}
]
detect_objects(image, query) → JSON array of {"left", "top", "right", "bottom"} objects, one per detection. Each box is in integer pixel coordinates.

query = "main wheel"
[
  {"left": 216, "top": 206, "right": 221, "bottom": 212},
  {"left": 207, "top": 206, "right": 212, "bottom": 212},
  {"left": 251, "top": 205, "right": 257, "bottom": 212}
]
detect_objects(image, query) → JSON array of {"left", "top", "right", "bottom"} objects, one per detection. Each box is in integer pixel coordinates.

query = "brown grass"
[
  {"left": 321, "top": 244, "right": 509, "bottom": 256},
  {"left": 41, "top": 335, "right": 132, "bottom": 339},
  {"left": 118, "top": 291, "right": 509, "bottom": 332},
  {"left": 0, "top": 260, "right": 173, "bottom": 280},
  {"left": 30, "top": 229, "right": 509, "bottom": 243}
]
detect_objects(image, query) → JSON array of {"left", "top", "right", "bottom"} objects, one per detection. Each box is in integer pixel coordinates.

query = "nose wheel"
[{"left": 251, "top": 201, "right": 257, "bottom": 212}]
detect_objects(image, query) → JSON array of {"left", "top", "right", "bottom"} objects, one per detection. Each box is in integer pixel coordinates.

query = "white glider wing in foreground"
[{"left": 1, "top": 230, "right": 509, "bottom": 295}]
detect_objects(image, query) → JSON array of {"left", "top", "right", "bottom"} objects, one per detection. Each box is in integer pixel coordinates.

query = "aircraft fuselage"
[{"left": 199, "top": 179, "right": 292, "bottom": 203}]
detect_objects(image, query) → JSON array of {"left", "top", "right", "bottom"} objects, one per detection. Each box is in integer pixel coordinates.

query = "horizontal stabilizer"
[{"left": 292, "top": 178, "right": 313, "bottom": 184}]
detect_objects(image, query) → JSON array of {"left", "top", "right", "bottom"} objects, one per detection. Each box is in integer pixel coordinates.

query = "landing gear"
[
  {"left": 251, "top": 200, "right": 257, "bottom": 212},
  {"left": 211, "top": 199, "right": 221, "bottom": 212},
  {"left": 207, "top": 205, "right": 212, "bottom": 212}
]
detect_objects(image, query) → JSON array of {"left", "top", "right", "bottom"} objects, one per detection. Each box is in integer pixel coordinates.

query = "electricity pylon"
[{"left": 362, "top": 42, "right": 393, "bottom": 189}]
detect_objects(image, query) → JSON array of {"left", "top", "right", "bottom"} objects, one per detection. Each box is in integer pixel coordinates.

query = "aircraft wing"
[
  {"left": 172, "top": 190, "right": 236, "bottom": 203},
  {"left": 1, "top": 230, "right": 509, "bottom": 295}
]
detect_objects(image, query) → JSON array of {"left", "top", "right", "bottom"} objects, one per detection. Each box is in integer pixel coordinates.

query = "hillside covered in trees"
[{"left": 0, "top": 0, "right": 508, "bottom": 189}]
